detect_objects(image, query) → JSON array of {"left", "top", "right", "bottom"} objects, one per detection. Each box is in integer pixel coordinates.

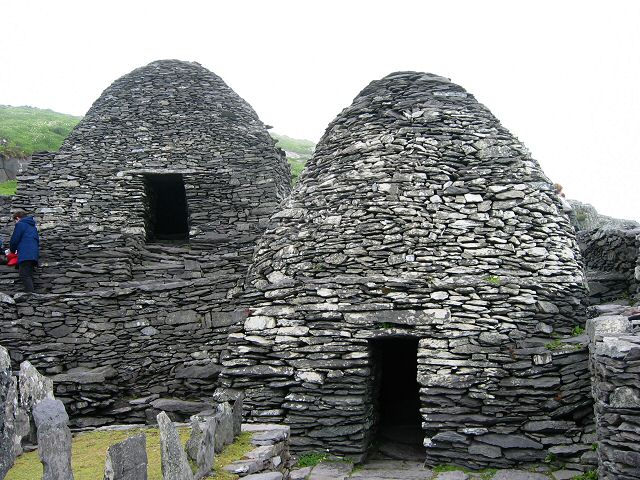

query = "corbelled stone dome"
[
  {"left": 221, "top": 72, "right": 590, "bottom": 467},
  {"left": 15, "top": 59, "right": 291, "bottom": 291}
]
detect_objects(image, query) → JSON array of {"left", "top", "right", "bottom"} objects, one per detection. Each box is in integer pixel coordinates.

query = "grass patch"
[
  {"left": 0, "top": 105, "right": 80, "bottom": 157},
  {"left": 0, "top": 180, "right": 17, "bottom": 195},
  {"left": 545, "top": 339, "right": 583, "bottom": 352},
  {"left": 296, "top": 452, "right": 327, "bottom": 468},
  {"left": 572, "top": 471, "right": 597, "bottom": 480},
  {"left": 572, "top": 325, "right": 585, "bottom": 336},
  {"left": 271, "top": 133, "right": 314, "bottom": 185},
  {"left": 7, "top": 427, "right": 252, "bottom": 480}
]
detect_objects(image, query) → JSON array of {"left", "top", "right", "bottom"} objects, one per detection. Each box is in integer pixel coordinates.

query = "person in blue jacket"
[{"left": 9, "top": 210, "right": 39, "bottom": 293}]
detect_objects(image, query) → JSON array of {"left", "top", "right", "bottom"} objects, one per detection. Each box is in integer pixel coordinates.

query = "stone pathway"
[{"left": 292, "top": 460, "right": 583, "bottom": 480}]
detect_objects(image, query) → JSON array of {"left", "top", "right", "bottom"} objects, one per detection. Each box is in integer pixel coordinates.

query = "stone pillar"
[
  {"left": 157, "top": 411, "right": 194, "bottom": 480},
  {"left": 32, "top": 398, "right": 74, "bottom": 480}
]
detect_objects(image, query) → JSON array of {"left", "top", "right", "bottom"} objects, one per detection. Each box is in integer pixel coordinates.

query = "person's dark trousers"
[{"left": 18, "top": 260, "right": 37, "bottom": 293}]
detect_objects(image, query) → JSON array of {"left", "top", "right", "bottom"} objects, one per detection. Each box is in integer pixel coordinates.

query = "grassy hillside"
[
  {"left": 0, "top": 105, "right": 81, "bottom": 157},
  {"left": 271, "top": 133, "right": 314, "bottom": 183}
]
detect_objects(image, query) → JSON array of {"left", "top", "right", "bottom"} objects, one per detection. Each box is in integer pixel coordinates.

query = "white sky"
[{"left": 2, "top": 0, "right": 639, "bottom": 221}]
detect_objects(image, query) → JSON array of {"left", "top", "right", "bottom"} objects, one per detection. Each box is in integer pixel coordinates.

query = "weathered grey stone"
[
  {"left": 434, "top": 471, "right": 468, "bottom": 480},
  {"left": 242, "top": 472, "right": 283, "bottom": 480},
  {"left": 289, "top": 467, "right": 312, "bottom": 480},
  {"left": 194, "top": 417, "right": 216, "bottom": 480},
  {"left": 609, "top": 386, "right": 640, "bottom": 408},
  {"left": 476, "top": 434, "right": 542, "bottom": 449},
  {"left": 32, "top": 398, "right": 73, "bottom": 480},
  {"left": 19, "top": 360, "right": 54, "bottom": 408},
  {"left": 308, "top": 461, "right": 353, "bottom": 480},
  {"left": 214, "top": 402, "right": 234, "bottom": 453},
  {"left": 151, "top": 399, "right": 210, "bottom": 415},
  {"left": 492, "top": 471, "right": 549, "bottom": 480},
  {"left": 185, "top": 418, "right": 203, "bottom": 462},
  {"left": 0, "top": 345, "right": 18, "bottom": 479},
  {"left": 157, "top": 411, "right": 194, "bottom": 480},
  {"left": 232, "top": 392, "right": 244, "bottom": 437},
  {"left": 104, "top": 434, "right": 147, "bottom": 480}
]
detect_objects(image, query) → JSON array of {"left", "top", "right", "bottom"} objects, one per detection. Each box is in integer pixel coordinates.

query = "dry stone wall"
[
  {"left": 578, "top": 226, "right": 640, "bottom": 304},
  {"left": 587, "top": 312, "right": 640, "bottom": 479},
  {"left": 0, "top": 60, "right": 290, "bottom": 426},
  {"left": 219, "top": 72, "right": 590, "bottom": 468}
]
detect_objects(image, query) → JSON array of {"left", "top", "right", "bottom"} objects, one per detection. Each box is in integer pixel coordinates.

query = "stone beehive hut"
[
  {"left": 10, "top": 59, "right": 291, "bottom": 291},
  {"left": 220, "top": 72, "right": 592, "bottom": 467},
  {"left": 1, "top": 60, "right": 291, "bottom": 427}
]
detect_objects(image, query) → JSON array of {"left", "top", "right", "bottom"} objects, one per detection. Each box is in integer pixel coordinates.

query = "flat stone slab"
[
  {"left": 308, "top": 461, "right": 354, "bottom": 480},
  {"left": 434, "top": 471, "right": 469, "bottom": 480},
  {"left": 491, "top": 471, "right": 550, "bottom": 480},
  {"left": 551, "top": 471, "right": 582, "bottom": 480},
  {"left": 350, "top": 459, "right": 433, "bottom": 479}
]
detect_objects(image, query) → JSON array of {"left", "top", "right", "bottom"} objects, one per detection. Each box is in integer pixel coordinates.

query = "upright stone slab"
[
  {"left": 157, "top": 411, "right": 194, "bottom": 480},
  {"left": 185, "top": 417, "right": 203, "bottom": 463},
  {"left": 214, "top": 402, "right": 234, "bottom": 453},
  {"left": 0, "top": 345, "right": 18, "bottom": 478},
  {"left": 194, "top": 417, "right": 216, "bottom": 480},
  {"left": 19, "top": 360, "right": 54, "bottom": 444},
  {"left": 32, "top": 398, "right": 73, "bottom": 480},
  {"left": 104, "top": 434, "right": 148, "bottom": 480},
  {"left": 232, "top": 393, "right": 245, "bottom": 437}
]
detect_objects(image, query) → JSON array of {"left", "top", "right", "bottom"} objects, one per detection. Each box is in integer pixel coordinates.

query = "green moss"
[
  {"left": 572, "top": 325, "right": 585, "bottom": 336},
  {"left": 7, "top": 427, "right": 252, "bottom": 480},
  {"left": 484, "top": 275, "right": 501, "bottom": 286},
  {"left": 572, "top": 470, "right": 597, "bottom": 480},
  {"left": 0, "top": 180, "right": 17, "bottom": 196},
  {"left": 296, "top": 452, "right": 327, "bottom": 468}
]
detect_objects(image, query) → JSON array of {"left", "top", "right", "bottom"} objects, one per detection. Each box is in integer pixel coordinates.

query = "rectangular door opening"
[
  {"left": 144, "top": 174, "right": 189, "bottom": 243},
  {"left": 370, "top": 336, "right": 424, "bottom": 460}
]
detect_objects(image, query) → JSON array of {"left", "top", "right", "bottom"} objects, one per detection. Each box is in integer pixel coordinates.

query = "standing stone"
[
  {"left": 103, "top": 434, "right": 147, "bottom": 480},
  {"left": 194, "top": 417, "right": 216, "bottom": 480},
  {"left": 0, "top": 345, "right": 18, "bottom": 479},
  {"left": 32, "top": 398, "right": 73, "bottom": 480},
  {"left": 19, "top": 360, "right": 55, "bottom": 445},
  {"left": 157, "top": 411, "right": 194, "bottom": 480},
  {"left": 232, "top": 393, "right": 244, "bottom": 438},
  {"left": 185, "top": 418, "right": 203, "bottom": 463},
  {"left": 214, "top": 402, "right": 234, "bottom": 453}
]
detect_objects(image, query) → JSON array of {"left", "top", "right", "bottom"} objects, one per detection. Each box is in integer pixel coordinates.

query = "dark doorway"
[
  {"left": 370, "top": 337, "right": 424, "bottom": 460},
  {"left": 144, "top": 174, "right": 189, "bottom": 242}
]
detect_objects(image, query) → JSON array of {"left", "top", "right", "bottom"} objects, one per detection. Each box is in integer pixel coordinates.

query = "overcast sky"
[{"left": 2, "top": 0, "right": 639, "bottom": 221}]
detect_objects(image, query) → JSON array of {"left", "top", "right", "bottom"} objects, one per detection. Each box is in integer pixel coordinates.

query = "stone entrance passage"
[
  {"left": 144, "top": 173, "right": 189, "bottom": 242},
  {"left": 370, "top": 337, "right": 424, "bottom": 460}
]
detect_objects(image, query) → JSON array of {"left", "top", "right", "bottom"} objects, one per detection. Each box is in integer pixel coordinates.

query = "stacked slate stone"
[
  {"left": 9, "top": 60, "right": 290, "bottom": 292},
  {"left": 587, "top": 314, "right": 640, "bottom": 479},
  {"left": 0, "top": 280, "right": 253, "bottom": 428},
  {"left": 1, "top": 60, "right": 290, "bottom": 426},
  {"left": 577, "top": 226, "right": 640, "bottom": 304},
  {"left": 219, "top": 72, "right": 590, "bottom": 468}
]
